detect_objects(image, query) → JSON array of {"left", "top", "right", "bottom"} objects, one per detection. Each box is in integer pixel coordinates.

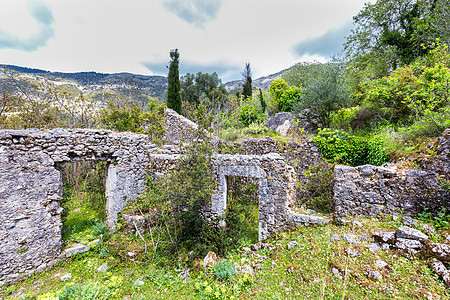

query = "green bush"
[
  {"left": 313, "top": 128, "right": 388, "bottom": 166},
  {"left": 238, "top": 103, "right": 260, "bottom": 126},
  {"left": 329, "top": 106, "right": 359, "bottom": 130},
  {"left": 214, "top": 260, "right": 236, "bottom": 281}
]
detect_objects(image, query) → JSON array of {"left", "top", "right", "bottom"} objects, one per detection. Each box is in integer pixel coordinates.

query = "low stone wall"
[{"left": 333, "top": 129, "right": 450, "bottom": 219}]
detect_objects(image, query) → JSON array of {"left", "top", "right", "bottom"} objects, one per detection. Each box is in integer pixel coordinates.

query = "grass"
[{"left": 2, "top": 216, "right": 450, "bottom": 299}]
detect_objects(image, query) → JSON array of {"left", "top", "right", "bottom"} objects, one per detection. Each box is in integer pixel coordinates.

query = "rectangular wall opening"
[
  {"left": 226, "top": 176, "right": 259, "bottom": 245},
  {"left": 59, "top": 160, "right": 107, "bottom": 246}
]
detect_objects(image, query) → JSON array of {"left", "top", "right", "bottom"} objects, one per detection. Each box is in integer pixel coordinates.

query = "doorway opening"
[
  {"left": 59, "top": 160, "right": 108, "bottom": 246},
  {"left": 225, "top": 176, "right": 259, "bottom": 245}
]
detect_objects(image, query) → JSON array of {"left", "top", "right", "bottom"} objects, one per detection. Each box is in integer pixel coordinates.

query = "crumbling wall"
[
  {"left": 0, "top": 128, "right": 177, "bottom": 286},
  {"left": 333, "top": 129, "right": 450, "bottom": 219},
  {"left": 210, "top": 153, "right": 297, "bottom": 241}
]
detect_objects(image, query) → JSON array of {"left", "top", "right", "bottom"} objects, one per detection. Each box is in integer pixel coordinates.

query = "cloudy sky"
[{"left": 0, "top": 0, "right": 367, "bottom": 82}]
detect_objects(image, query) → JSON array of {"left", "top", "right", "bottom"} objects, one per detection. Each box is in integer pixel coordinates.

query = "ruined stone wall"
[
  {"left": 217, "top": 137, "right": 325, "bottom": 203},
  {"left": 333, "top": 129, "right": 450, "bottom": 219},
  {"left": 0, "top": 128, "right": 179, "bottom": 286}
]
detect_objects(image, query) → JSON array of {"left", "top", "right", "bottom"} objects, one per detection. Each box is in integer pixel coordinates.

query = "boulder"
[
  {"left": 266, "top": 112, "right": 293, "bottom": 132},
  {"left": 395, "top": 226, "right": 428, "bottom": 242}
]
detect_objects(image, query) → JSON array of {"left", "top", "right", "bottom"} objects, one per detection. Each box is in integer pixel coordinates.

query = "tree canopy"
[{"left": 345, "top": 0, "right": 449, "bottom": 78}]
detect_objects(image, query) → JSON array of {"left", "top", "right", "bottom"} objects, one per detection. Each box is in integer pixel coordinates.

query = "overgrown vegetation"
[{"left": 60, "top": 161, "right": 107, "bottom": 245}]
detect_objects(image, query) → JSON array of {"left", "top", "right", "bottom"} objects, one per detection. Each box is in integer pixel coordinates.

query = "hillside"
[
  {"left": 1, "top": 64, "right": 287, "bottom": 101},
  {"left": 1, "top": 65, "right": 168, "bottom": 100}
]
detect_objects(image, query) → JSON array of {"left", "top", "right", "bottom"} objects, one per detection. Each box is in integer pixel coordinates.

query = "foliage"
[
  {"left": 313, "top": 128, "right": 388, "bottom": 166},
  {"left": 258, "top": 88, "right": 266, "bottom": 113},
  {"left": 180, "top": 72, "right": 228, "bottom": 113},
  {"left": 329, "top": 106, "right": 359, "bottom": 130},
  {"left": 344, "top": 0, "right": 448, "bottom": 79},
  {"left": 167, "top": 49, "right": 182, "bottom": 115},
  {"left": 100, "top": 100, "right": 166, "bottom": 144},
  {"left": 360, "top": 42, "right": 450, "bottom": 135},
  {"left": 238, "top": 102, "right": 260, "bottom": 126},
  {"left": 242, "top": 62, "right": 252, "bottom": 100},
  {"left": 298, "top": 163, "right": 334, "bottom": 213},
  {"left": 214, "top": 260, "right": 236, "bottom": 281},
  {"left": 417, "top": 207, "right": 450, "bottom": 230},
  {"left": 293, "top": 62, "right": 352, "bottom": 128},
  {"left": 60, "top": 161, "right": 107, "bottom": 244},
  {"left": 282, "top": 61, "right": 323, "bottom": 88},
  {"left": 58, "top": 283, "right": 109, "bottom": 300},
  {"left": 268, "top": 78, "right": 301, "bottom": 113}
]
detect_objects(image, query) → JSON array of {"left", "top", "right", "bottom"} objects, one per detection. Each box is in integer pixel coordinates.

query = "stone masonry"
[{"left": 0, "top": 127, "right": 301, "bottom": 285}]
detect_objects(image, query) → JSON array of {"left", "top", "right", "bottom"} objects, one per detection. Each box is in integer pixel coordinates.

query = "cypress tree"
[
  {"left": 259, "top": 88, "right": 266, "bottom": 113},
  {"left": 242, "top": 62, "right": 252, "bottom": 100},
  {"left": 167, "top": 49, "right": 182, "bottom": 115}
]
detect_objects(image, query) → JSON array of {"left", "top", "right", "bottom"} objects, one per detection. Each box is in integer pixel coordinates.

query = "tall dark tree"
[
  {"left": 242, "top": 62, "right": 252, "bottom": 100},
  {"left": 167, "top": 49, "right": 182, "bottom": 115},
  {"left": 259, "top": 88, "right": 266, "bottom": 113}
]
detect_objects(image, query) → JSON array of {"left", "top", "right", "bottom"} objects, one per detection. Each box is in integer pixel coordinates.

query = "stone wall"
[
  {"left": 211, "top": 153, "right": 297, "bottom": 241},
  {"left": 0, "top": 127, "right": 304, "bottom": 285},
  {"left": 218, "top": 137, "right": 325, "bottom": 203},
  {"left": 0, "top": 128, "right": 176, "bottom": 285},
  {"left": 333, "top": 129, "right": 450, "bottom": 219}
]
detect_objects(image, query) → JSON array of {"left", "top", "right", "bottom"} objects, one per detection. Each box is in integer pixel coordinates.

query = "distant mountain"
[
  {"left": 1, "top": 65, "right": 168, "bottom": 99},
  {"left": 1, "top": 64, "right": 291, "bottom": 102},
  {"left": 224, "top": 68, "right": 288, "bottom": 92}
]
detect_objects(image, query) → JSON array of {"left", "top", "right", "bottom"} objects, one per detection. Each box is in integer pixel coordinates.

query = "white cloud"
[{"left": 0, "top": 0, "right": 367, "bottom": 81}]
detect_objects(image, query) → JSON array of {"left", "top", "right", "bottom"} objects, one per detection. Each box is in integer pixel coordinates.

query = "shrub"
[
  {"left": 313, "top": 128, "right": 388, "bottom": 166},
  {"left": 214, "top": 260, "right": 236, "bottom": 281},
  {"left": 330, "top": 106, "right": 359, "bottom": 130},
  {"left": 238, "top": 103, "right": 260, "bottom": 126}
]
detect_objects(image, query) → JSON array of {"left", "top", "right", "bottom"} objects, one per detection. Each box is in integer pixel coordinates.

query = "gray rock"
[
  {"left": 178, "top": 269, "right": 191, "bottom": 282},
  {"left": 61, "top": 273, "right": 71, "bottom": 281},
  {"left": 375, "top": 260, "right": 388, "bottom": 269},
  {"left": 97, "top": 263, "right": 108, "bottom": 273},
  {"left": 395, "top": 238, "right": 423, "bottom": 250},
  {"left": 134, "top": 278, "right": 145, "bottom": 286},
  {"left": 345, "top": 248, "right": 359, "bottom": 257},
  {"left": 61, "top": 244, "right": 90, "bottom": 258},
  {"left": 332, "top": 268, "right": 343, "bottom": 280},
  {"left": 430, "top": 260, "right": 447, "bottom": 276},
  {"left": 250, "top": 243, "right": 261, "bottom": 252},
  {"left": 266, "top": 112, "right": 293, "bottom": 131},
  {"left": 367, "top": 243, "right": 381, "bottom": 253},
  {"left": 287, "top": 241, "right": 299, "bottom": 250},
  {"left": 342, "top": 234, "right": 359, "bottom": 247},
  {"left": 401, "top": 216, "right": 417, "bottom": 227},
  {"left": 381, "top": 243, "right": 390, "bottom": 251},
  {"left": 242, "top": 247, "right": 251, "bottom": 253},
  {"left": 428, "top": 242, "right": 450, "bottom": 262},
  {"left": 330, "top": 234, "right": 340, "bottom": 242},
  {"left": 373, "top": 232, "right": 396, "bottom": 244},
  {"left": 239, "top": 264, "right": 254, "bottom": 277},
  {"left": 368, "top": 270, "right": 382, "bottom": 280},
  {"left": 422, "top": 224, "right": 436, "bottom": 235},
  {"left": 395, "top": 226, "right": 428, "bottom": 242}
]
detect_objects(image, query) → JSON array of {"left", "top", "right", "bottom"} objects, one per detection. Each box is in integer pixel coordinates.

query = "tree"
[
  {"left": 180, "top": 72, "right": 228, "bottom": 109},
  {"left": 259, "top": 88, "right": 266, "bottom": 113},
  {"left": 294, "top": 63, "right": 352, "bottom": 128},
  {"left": 345, "top": 0, "right": 447, "bottom": 78},
  {"left": 167, "top": 49, "right": 182, "bottom": 115},
  {"left": 242, "top": 62, "right": 252, "bottom": 100}
]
